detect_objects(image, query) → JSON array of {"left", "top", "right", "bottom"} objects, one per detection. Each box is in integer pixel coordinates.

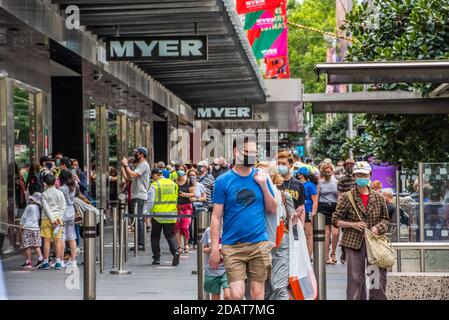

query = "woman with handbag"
[
  {"left": 317, "top": 163, "right": 339, "bottom": 265},
  {"left": 332, "top": 161, "right": 391, "bottom": 300}
]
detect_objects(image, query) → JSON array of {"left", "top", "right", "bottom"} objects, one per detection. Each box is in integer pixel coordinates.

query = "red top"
[{"left": 360, "top": 193, "right": 369, "bottom": 208}]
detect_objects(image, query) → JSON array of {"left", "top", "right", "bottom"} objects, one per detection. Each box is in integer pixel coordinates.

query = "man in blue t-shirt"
[{"left": 209, "top": 137, "right": 277, "bottom": 300}]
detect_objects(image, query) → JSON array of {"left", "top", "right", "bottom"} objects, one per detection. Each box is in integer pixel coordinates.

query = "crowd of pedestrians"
[{"left": 7, "top": 140, "right": 398, "bottom": 301}]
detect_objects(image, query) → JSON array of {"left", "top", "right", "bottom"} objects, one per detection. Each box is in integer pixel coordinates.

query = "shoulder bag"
[{"left": 347, "top": 191, "right": 395, "bottom": 269}]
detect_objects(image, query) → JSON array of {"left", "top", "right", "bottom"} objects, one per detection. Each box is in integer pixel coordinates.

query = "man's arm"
[
  {"left": 144, "top": 185, "right": 156, "bottom": 214},
  {"left": 209, "top": 204, "right": 224, "bottom": 269},
  {"left": 123, "top": 166, "right": 141, "bottom": 179}
]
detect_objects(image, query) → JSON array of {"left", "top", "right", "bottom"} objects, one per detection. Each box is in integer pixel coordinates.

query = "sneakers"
[
  {"left": 172, "top": 253, "right": 180, "bottom": 266},
  {"left": 33, "top": 260, "right": 44, "bottom": 269},
  {"left": 50, "top": 260, "right": 65, "bottom": 269},
  {"left": 40, "top": 262, "right": 50, "bottom": 270},
  {"left": 55, "top": 262, "right": 62, "bottom": 270},
  {"left": 152, "top": 259, "right": 160, "bottom": 265},
  {"left": 22, "top": 261, "right": 32, "bottom": 269}
]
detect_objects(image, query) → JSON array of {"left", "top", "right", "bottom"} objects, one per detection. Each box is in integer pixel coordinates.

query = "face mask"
[
  {"left": 278, "top": 165, "right": 289, "bottom": 176},
  {"left": 355, "top": 178, "right": 370, "bottom": 187},
  {"left": 55, "top": 159, "right": 61, "bottom": 167},
  {"left": 177, "top": 170, "right": 186, "bottom": 177},
  {"left": 189, "top": 176, "right": 196, "bottom": 183},
  {"left": 214, "top": 165, "right": 220, "bottom": 170},
  {"left": 134, "top": 153, "right": 140, "bottom": 161},
  {"left": 46, "top": 162, "right": 53, "bottom": 169},
  {"left": 323, "top": 173, "right": 332, "bottom": 178}
]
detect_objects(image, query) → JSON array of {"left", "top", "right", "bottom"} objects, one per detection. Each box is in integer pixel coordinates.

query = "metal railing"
[{"left": 391, "top": 242, "right": 449, "bottom": 272}]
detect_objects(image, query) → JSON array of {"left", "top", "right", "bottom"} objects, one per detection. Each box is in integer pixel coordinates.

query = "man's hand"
[
  {"left": 351, "top": 221, "right": 367, "bottom": 231},
  {"left": 254, "top": 169, "right": 268, "bottom": 186},
  {"left": 209, "top": 248, "right": 222, "bottom": 270},
  {"left": 371, "top": 226, "right": 379, "bottom": 235},
  {"left": 121, "top": 157, "right": 128, "bottom": 167}
]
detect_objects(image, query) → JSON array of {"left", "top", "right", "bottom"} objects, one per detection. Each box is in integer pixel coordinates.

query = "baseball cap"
[
  {"left": 197, "top": 160, "right": 209, "bottom": 167},
  {"left": 151, "top": 168, "right": 163, "bottom": 175},
  {"left": 353, "top": 161, "right": 372, "bottom": 175},
  {"left": 295, "top": 166, "right": 310, "bottom": 176},
  {"left": 135, "top": 146, "right": 148, "bottom": 157}
]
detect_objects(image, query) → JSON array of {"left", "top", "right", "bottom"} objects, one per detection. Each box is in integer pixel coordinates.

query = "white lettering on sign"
[
  {"left": 196, "top": 107, "right": 252, "bottom": 120},
  {"left": 159, "top": 40, "right": 179, "bottom": 56},
  {"left": 134, "top": 41, "right": 158, "bottom": 56},
  {"left": 107, "top": 37, "right": 207, "bottom": 61},
  {"left": 110, "top": 41, "right": 134, "bottom": 57},
  {"left": 181, "top": 40, "right": 204, "bottom": 56}
]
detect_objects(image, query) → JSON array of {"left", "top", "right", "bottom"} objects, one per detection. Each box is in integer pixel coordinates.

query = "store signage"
[
  {"left": 195, "top": 106, "right": 253, "bottom": 120},
  {"left": 106, "top": 36, "right": 208, "bottom": 61}
]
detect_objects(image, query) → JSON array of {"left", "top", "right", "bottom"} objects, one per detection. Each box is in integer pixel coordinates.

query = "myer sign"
[
  {"left": 106, "top": 36, "right": 208, "bottom": 61},
  {"left": 195, "top": 106, "right": 253, "bottom": 120}
]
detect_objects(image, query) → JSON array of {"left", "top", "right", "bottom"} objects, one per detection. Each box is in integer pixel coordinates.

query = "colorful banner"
[
  {"left": 243, "top": 9, "right": 276, "bottom": 30},
  {"left": 371, "top": 164, "right": 398, "bottom": 191},
  {"left": 239, "top": 0, "right": 290, "bottom": 79},
  {"left": 236, "top": 0, "right": 281, "bottom": 15}
]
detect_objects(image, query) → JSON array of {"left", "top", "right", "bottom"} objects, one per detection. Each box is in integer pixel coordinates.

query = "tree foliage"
[
  {"left": 288, "top": 0, "right": 335, "bottom": 94},
  {"left": 341, "top": 0, "right": 449, "bottom": 169}
]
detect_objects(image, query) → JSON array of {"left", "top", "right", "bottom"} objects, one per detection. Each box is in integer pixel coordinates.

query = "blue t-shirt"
[
  {"left": 212, "top": 168, "right": 275, "bottom": 245},
  {"left": 303, "top": 181, "right": 317, "bottom": 213}
]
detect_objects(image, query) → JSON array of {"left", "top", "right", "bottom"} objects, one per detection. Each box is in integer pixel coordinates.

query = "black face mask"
[
  {"left": 134, "top": 153, "right": 141, "bottom": 161},
  {"left": 237, "top": 154, "right": 255, "bottom": 167},
  {"left": 345, "top": 167, "right": 353, "bottom": 175}
]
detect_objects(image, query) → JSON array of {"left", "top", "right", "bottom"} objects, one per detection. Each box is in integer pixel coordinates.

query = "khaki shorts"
[
  {"left": 40, "top": 218, "right": 63, "bottom": 239},
  {"left": 222, "top": 241, "right": 272, "bottom": 283}
]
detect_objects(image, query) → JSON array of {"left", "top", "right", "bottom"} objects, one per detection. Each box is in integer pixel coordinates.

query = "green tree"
[
  {"left": 311, "top": 114, "right": 375, "bottom": 161},
  {"left": 341, "top": 0, "right": 449, "bottom": 169},
  {"left": 288, "top": 0, "right": 335, "bottom": 94}
]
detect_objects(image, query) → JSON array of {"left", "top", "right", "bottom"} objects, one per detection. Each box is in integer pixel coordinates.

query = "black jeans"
[
  {"left": 150, "top": 219, "right": 178, "bottom": 260},
  {"left": 129, "top": 198, "right": 145, "bottom": 247}
]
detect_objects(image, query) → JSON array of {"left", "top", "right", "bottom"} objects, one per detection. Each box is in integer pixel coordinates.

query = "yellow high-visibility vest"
[{"left": 151, "top": 178, "right": 178, "bottom": 224}]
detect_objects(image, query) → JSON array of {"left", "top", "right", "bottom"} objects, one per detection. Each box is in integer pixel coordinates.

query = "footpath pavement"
[{"left": 1, "top": 224, "right": 347, "bottom": 300}]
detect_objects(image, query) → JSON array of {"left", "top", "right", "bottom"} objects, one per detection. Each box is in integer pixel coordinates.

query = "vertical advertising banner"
[
  {"left": 239, "top": 1, "right": 290, "bottom": 79},
  {"left": 237, "top": 0, "right": 281, "bottom": 14}
]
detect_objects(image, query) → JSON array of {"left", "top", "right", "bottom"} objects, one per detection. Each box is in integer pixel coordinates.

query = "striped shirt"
[{"left": 199, "top": 173, "right": 215, "bottom": 207}]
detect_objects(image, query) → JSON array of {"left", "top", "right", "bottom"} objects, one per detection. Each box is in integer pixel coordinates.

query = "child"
[
  {"left": 59, "top": 169, "right": 78, "bottom": 268},
  {"left": 201, "top": 226, "right": 230, "bottom": 300},
  {"left": 40, "top": 174, "right": 66, "bottom": 270},
  {"left": 19, "top": 193, "right": 44, "bottom": 269}
]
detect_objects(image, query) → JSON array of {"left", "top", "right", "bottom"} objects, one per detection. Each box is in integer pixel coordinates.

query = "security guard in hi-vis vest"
[{"left": 146, "top": 168, "right": 180, "bottom": 266}]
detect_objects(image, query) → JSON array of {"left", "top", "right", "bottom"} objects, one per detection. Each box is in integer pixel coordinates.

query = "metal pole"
[
  {"left": 134, "top": 202, "right": 138, "bottom": 256},
  {"left": 99, "top": 208, "right": 105, "bottom": 273},
  {"left": 83, "top": 209, "right": 96, "bottom": 300},
  {"left": 418, "top": 162, "right": 425, "bottom": 272},
  {"left": 143, "top": 217, "right": 147, "bottom": 252},
  {"left": 347, "top": 84, "right": 354, "bottom": 159},
  {"left": 196, "top": 208, "right": 209, "bottom": 300},
  {"left": 395, "top": 170, "right": 402, "bottom": 272},
  {"left": 112, "top": 207, "right": 118, "bottom": 268},
  {"left": 124, "top": 215, "right": 129, "bottom": 262},
  {"left": 313, "top": 213, "right": 327, "bottom": 300},
  {"left": 110, "top": 194, "right": 131, "bottom": 275}
]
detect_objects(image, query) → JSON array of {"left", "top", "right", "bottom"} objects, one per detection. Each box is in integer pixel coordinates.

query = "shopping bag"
[{"left": 288, "top": 218, "right": 318, "bottom": 300}]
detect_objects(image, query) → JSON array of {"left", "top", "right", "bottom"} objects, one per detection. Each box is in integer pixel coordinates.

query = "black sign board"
[
  {"left": 195, "top": 106, "right": 253, "bottom": 120},
  {"left": 105, "top": 35, "right": 208, "bottom": 61}
]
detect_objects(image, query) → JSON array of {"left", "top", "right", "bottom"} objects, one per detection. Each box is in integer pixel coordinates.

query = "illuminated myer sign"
[
  {"left": 105, "top": 36, "right": 208, "bottom": 61},
  {"left": 195, "top": 106, "right": 253, "bottom": 120}
]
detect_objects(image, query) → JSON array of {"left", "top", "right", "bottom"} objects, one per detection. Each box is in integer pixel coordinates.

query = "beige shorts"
[{"left": 222, "top": 240, "right": 272, "bottom": 283}]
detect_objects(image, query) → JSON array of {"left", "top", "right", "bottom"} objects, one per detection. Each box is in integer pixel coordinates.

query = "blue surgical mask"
[
  {"left": 177, "top": 170, "right": 186, "bottom": 177},
  {"left": 355, "top": 178, "right": 370, "bottom": 187},
  {"left": 278, "top": 165, "right": 289, "bottom": 176}
]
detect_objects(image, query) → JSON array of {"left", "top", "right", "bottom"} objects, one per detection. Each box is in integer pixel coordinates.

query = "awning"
[
  {"left": 304, "top": 91, "right": 449, "bottom": 114},
  {"left": 315, "top": 61, "right": 449, "bottom": 85},
  {"left": 54, "top": 0, "right": 267, "bottom": 107}
]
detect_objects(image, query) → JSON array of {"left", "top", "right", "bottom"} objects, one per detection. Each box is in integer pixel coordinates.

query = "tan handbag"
[{"left": 347, "top": 191, "right": 395, "bottom": 269}]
